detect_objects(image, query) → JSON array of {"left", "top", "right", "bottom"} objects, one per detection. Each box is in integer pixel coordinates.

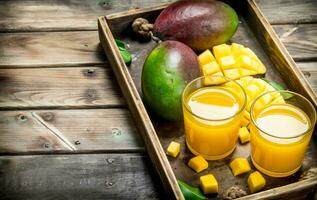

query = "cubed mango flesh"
[
  {"left": 166, "top": 141, "right": 180, "bottom": 157},
  {"left": 198, "top": 43, "right": 267, "bottom": 81},
  {"left": 229, "top": 158, "right": 251, "bottom": 176},
  {"left": 248, "top": 171, "right": 266, "bottom": 193},
  {"left": 199, "top": 174, "right": 218, "bottom": 194},
  {"left": 239, "top": 127, "right": 250, "bottom": 144},
  {"left": 188, "top": 155, "right": 208, "bottom": 173},
  {"left": 198, "top": 49, "right": 216, "bottom": 66}
]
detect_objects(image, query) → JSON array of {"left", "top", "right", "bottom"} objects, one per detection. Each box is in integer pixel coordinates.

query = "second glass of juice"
[
  {"left": 182, "top": 76, "right": 246, "bottom": 160},
  {"left": 250, "top": 91, "right": 316, "bottom": 177}
]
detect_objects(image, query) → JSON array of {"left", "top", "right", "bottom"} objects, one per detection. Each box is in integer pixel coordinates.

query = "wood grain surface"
[
  {"left": 0, "top": 66, "right": 125, "bottom": 109},
  {"left": 0, "top": 0, "right": 172, "bottom": 32},
  {"left": 256, "top": 0, "right": 317, "bottom": 24},
  {"left": 0, "top": 109, "right": 142, "bottom": 154},
  {"left": 0, "top": 153, "right": 164, "bottom": 200},
  {"left": 274, "top": 24, "right": 317, "bottom": 61}
]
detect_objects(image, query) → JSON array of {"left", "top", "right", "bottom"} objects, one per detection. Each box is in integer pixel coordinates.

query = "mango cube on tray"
[
  {"left": 239, "top": 127, "right": 250, "bottom": 144},
  {"left": 229, "top": 158, "right": 251, "bottom": 176},
  {"left": 200, "top": 174, "right": 218, "bottom": 194},
  {"left": 248, "top": 171, "right": 266, "bottom": 193},
  {"left": 166, "top": 141, "right": 180, "bottom": 157},
  {"left": 188, "top": 155, "right": 208, "bottom": 173}
]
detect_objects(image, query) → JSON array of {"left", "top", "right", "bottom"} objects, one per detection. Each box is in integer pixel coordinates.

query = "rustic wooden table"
[{"left": 0, "top": 0, "right": 316, "bottom": 199}]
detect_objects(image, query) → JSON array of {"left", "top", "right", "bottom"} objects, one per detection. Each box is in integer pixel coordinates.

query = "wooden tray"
[{"left": 98, "top": 1, "right": 317, "bottom": 199}]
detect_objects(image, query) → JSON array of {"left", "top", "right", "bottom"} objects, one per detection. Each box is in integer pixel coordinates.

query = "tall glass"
[
  {"left": 250, "top": 91, "right": 316, "bottom": 177},
  {"left": 182, "top": 76, "right": 246, "bottom": 160}
]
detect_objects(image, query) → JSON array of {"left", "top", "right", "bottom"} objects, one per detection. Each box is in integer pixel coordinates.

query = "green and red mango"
[
  {"left": 153, "top": 0, "right": 239, "bottom": 51},
  {"left": 142, "top": 41, "right": 200, "bottom": 121}
]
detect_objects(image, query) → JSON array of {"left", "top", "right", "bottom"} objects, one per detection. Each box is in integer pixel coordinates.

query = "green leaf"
[
  {"left": 178, "top": 179, "right": 207, "bottom": 200},
  {"left": 120, "top": 49, "right": 132, "bottom": 64},
  {"left": 115, "top": 39, "right": 132, "bottom": 64},
  {"left": 115, "top": 39, "right": 126, "bottom": 50},
  {"left": 262, "top": 78, "right": 293, "bottom": 100}
]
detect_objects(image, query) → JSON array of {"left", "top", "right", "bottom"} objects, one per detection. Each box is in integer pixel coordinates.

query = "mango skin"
[
  {"left": 142, "top": 41, "right": 200, "bottom": 121},
  {"left": 153, "top": 0, "right": 239, "bottom": 51}
]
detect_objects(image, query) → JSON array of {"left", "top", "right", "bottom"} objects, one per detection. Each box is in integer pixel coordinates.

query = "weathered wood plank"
[
  {"left": 256, "top": 0, "right": 317, "bottom": 24},
  {"left": 274, "top": 24, "right": 317, "bottom": 61},
  {"left": 297, "top": 62, "right": 317, "bottom": 92},
  {"left": 0, "top": 31, "right": 105, "bottom": 67},
  {"left": 0, "top": 109, "right": 142, "bottom": 154},
  {"left": 0, "top": 153, "right": 164, "bottom": 200},
  {"left": 0, "top": 0, "right": 315, "bottom": 32},
  {"left": 0, "top": 24, "right": 315, "bottom": 68},
  {"left": 0, "top": 66, "right": 125, "bottom": 109},
  {"left": 0, "top": 0, "right": 172, "bottom": 32}
]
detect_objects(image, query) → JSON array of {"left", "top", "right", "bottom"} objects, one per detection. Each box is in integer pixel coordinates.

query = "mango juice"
[
  {"left": 250, "top": 103, "right": 312, "bottom": 177},
  {"left": 183, "top": 87, "right": 244, "bottom": 160}
]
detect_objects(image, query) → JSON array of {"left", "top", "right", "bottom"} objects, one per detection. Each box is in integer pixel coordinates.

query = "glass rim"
[
  {"left": 250, "top": 90, "right": 316, "bottom": 139},
  {"left": 182, "top": 75, "right": 247, "bottom": 121}
]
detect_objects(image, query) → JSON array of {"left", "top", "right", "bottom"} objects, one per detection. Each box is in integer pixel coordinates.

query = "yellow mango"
[
  {"left": 199, "top": 174, "right": 218, "bottom": 194},
  {"left": 188, "top": 155, "right": 208, "bottom": 173},
  {"left": 239, "top": 127, "right": 250, "bottom": 143},
  {"left": 229, "top": 158, "right": 251, "bottom": 176},
  {"left": 248, "top": 171, "right": 266, "bottom": 193},
  {"left": 166, "top": 141, "right": 180, "bottom": 157}
]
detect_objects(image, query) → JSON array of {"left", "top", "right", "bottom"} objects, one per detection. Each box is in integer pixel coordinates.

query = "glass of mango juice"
[
  {"left": 182, "top": 76, "right": 247, "bottom": 160},
  {"left": 250, "top": 91, "right": 316, "bottom": 177}
]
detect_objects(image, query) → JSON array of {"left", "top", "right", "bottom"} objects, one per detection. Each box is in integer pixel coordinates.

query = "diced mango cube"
[
  {"left": 166, "top": 141, "right": 180, "bottom": 157},
  {"left": 198, "top": 49, "right": 216, "bottom": 66},
  {"left": 202, "top": 62, "right": 221, "bottom": 75},
  {"left": 229, "top": 158, "right": 251, "bottom": 176},
  {"left": 248, "top": 171, "right": 266, "bottom": 193},
  {"left": 241, "top": 47, "right": 257, "bottom": 59},
  {"left": 245, "top": 84, "right": 260, "bottom": 99},
  {"left": 219, "top": 55, "right": 236, "bottom": 69},
  {"left": 188, "top": 155, "right": 208, "bottom": 173},
  {"left": 231, "top": 43, "right": 245, "bottom": 55},
  {"left": 199, "top": 174, "right": 218, "bottom": 194},
  {"left": 239, "top": 127, "right": 250, "bottom": 143},
  {"left": 223, "top": 69, "right": 240, "bottom": 80},
  {"left": 213, "top": 44, "right": 231, "bottom": 58},
  {"left": 239, "top": 69, "right": 255, "bottom": 77}
]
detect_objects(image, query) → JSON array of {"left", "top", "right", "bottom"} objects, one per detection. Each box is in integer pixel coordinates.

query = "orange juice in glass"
[
  {"left": 182, "top": 76, "right": 246, "bottom": 160},
  {"left": 250, "top": 91, "right": 316, "bottom": 177}
]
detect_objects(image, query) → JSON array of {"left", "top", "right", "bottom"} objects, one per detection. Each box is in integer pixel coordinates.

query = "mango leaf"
[
  {"left": 115, "top": 39, "right": 132, "bottom": 64},
  {"left": 178, "top": 179, "right": 207, "bottom": 200},
  {"left": 262, "top": 78, "right": 293, "bottom": 100},
  {"left": 115, "top": 39, "right": 126, "bottom": 50}
]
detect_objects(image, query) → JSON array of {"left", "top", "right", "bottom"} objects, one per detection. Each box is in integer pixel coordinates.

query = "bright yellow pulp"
[
  {"left": 183, "top": 87, "right": 244, "bottom": 160},
  {"left": 198, "top": 43, "right": 266, "bottom": 80},
  {"left": 250, "top": 103, "right": 312, "bottom": 177}
]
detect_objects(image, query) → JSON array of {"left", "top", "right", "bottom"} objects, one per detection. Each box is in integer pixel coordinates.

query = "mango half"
[{"left": 198, "top": 43, "right": 266, "bottom": 80}]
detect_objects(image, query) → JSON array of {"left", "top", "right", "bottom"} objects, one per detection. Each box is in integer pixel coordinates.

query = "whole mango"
[
  {"left": 142, "top": 41, "right": 200, "bottom": 121},
  {"left": 153, "top": 0, "right": 239, "bottom": 51}
]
